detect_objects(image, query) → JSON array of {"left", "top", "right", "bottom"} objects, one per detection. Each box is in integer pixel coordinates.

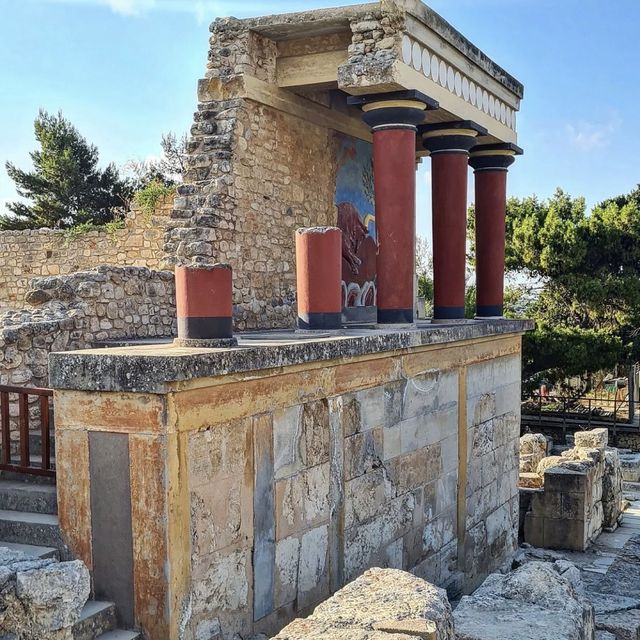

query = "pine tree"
[{"left": 1, "top": 110, "right": 132, "bottom": 230}]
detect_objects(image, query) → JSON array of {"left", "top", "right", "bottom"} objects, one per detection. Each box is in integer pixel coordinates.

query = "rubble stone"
[
  {"left": 519, "top": 433, "right": 547, "bottom": 473},
  {"left": 453, "top": 561, "right": 595, "bottom": 640},
  {"left": 0, "top": 548, "right": 90, "bottom": 640},
  {"left": 574, "top": 428, "right": 608, "bottom": 450},
  {"left": 272, "top": 568, "right": 454, "bottom": 640}
]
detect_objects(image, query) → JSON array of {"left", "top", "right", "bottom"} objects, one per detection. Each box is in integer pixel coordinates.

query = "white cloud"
[
  {"left": 103, "top": 0, "right": 156, "bottom": 16},
  {"left": 565, "top": 111, "right": 621, "bottom": 152},
  {"left": 40, "top": 0, "right": 233, "bottom": 20}
]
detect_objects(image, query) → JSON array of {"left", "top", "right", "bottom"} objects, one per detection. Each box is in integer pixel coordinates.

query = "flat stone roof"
[
  {"left": 49, "top": 319, "right": 533, "bottom": 393},
  {"left": 228, "top": 0, "right": 523, "bottom": 99}
]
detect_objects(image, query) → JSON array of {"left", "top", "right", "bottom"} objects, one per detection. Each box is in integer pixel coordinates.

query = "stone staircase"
[{"left": 0, "top": 474, "right": 140, "bottom": 639}]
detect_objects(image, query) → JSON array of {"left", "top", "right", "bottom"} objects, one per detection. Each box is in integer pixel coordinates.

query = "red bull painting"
[{"left": 335, "top": 133, "right": 377, "bottom": 324}]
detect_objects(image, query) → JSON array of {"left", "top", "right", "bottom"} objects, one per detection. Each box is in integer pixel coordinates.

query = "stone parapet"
[
  {"left": 50, "top": 321, "right": 528, "bottom": 639},
  {"left": 49, "top": 319, "right": 532, "bottom": 392}
]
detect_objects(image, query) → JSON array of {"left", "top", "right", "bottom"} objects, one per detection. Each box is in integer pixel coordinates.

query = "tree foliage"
[
  {"left": 125, "top": 132, "right": 187, "bottom": 189},
  {"left": 1, "top": 110, "right": 131, "bottom": 230},
  {"left": 504, "top": 186, "right": 640, "bottom": 386}
]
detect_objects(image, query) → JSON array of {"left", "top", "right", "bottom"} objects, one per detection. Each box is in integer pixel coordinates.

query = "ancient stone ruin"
[
  {"left": 519, "top": 428, "right": 624, "bottom": 551},
  {"left": 4, "top": 1, "right": 639, "bottom": 640}
]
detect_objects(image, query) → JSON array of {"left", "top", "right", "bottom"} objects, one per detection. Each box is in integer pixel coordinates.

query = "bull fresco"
[{"left": 335, "top": 134, "right": 377, "bottom": 322}]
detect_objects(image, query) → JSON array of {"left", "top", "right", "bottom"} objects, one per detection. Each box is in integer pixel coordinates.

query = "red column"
[
  {"left": 350, "top": 90, "right": 437, "bottom": 325},
  {"left": 174, "top": 263, "right": 237, "bottom": 347},
  {"left": 469, "top": 144, "right": 520, "bottom": 318},
  {"left": 422, "top": 122, "right": 484, "bottom": 321},
  {"left": 295, "top": 226, "right": 342, "bottom": 331},
  {"left": 373, "top": 127, "right": 418, "bottom": 324}
]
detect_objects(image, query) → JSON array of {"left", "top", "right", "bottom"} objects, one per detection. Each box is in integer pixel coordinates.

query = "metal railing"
[
  {"left": 523, "top": 393, "right": 629, "bottom": 425},
  {"left": 0, "top": 385, "right": 55, "bottom": 478}
]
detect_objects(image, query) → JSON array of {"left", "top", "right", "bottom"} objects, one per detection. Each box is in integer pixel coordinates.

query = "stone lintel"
[
  {"left": 49, "top": 319, "right": 533, "bottom": 394},
  {"left": 230, "top": 1, "right": 523, "bottom": 98}
]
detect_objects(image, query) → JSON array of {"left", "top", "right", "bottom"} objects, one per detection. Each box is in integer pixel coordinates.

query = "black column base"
[
  {"left": 377, "top": 308, "right": 414, "bottom": 324},
  {"left": 178, "top": 316, "right": 233, "bottom": 340},
  {"left": 476, "top": 304, "right": 504, "bottom": 318},
  {"left": 433, "top": 306, "right": 465, "bottom": 321},
  {"left": 298, "top": 312, "right": 342, "bottom": 331}
]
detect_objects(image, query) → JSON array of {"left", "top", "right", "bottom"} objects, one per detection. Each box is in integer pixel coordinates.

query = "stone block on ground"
[
  {"left": 272, "top": 568, "right": 455, "bottom": 640},
  {"left": 574, "top": 428, "right": 608, "bottom": 451},
  {"left": 519, "top": 434, "right": 547, "bottom": 473},
  {"left": 0, "top": 547, "right": 90, "bottom": 640},
  {"left": 620, "top": 453, "right": 640, "bottom": 482},
  {"left": 453, "top": 560, "right": 595, "bottom": 640}
]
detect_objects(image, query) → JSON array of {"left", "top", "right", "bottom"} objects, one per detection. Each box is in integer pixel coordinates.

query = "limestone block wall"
[
  {"left": 50, "top": 326, "right": 526, "bottom": 640},
  {"left": 520, "top": 428, "right": 624, "bottom": 550},
  {"left": 0, "top": 200, "right": 172, "bottom": 310},
  {"left": 463, "top": 354, "right": 521, "bottom": 590}
]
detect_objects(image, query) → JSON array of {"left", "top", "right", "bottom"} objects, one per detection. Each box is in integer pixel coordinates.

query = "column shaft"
[
  {"left": 295, "top": 226, "right": 342, "bottom": 330},
  {"left": 374, "top": 128, "right": 417, "bottom": 324},
  {"left": 348, "top": 90, "right": 437, "bottom": 326},
  {"left": 469, "top": 142, "right": 521, "bottom": 319},
  {"left": 475, "top": 170, "right": 508, "bottom": 317},
  {"left": 431, "top": 152, "right": 470, "bottom": 319}
]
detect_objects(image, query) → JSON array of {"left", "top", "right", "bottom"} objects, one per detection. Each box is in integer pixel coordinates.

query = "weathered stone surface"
[
  {"left": 273, "top": 568, "right": 454, "bottom": 640},
  {"left": 0, "top": 548, "right": 90, "bottom": 640},
  {"left": 536, "top": 455, "right": 566, "bottom": 475},
  {"left": 620, "top": 452, "right": 640, "bottom": 482},
  {"left": 0, "top": 199, "right": 172, "bottom": 310},
  {"left": 454, "top": 561, "right": 595, "bottom": 640},
  {"left": 519, "top": 473, "right": 543, "bottom": 489},
  {"left": 595, "top": 609, "right": 640, "bottom": 640},
  {"left": 575, "top": 429, "right": 608, "bottom": 450},
  {"left": 49, "top": 320, "right": 533, "bottom": 393},
  {"left": 602, "top": 449, "right": 624, "bottom": 530},
  {"left": 519, "top": 433, "right": 547, "bottom": 473}
]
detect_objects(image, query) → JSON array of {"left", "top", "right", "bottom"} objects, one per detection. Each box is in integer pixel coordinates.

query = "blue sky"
[{"left": 1, "top": 0, "right": 638, "bottom": 241}]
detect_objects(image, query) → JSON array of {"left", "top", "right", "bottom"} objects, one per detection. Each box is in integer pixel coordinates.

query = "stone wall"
[
  {"left": 0, "top": 265, "right": 175, "bottom": 389},
  {"left": 0, "top": 266, "right": 175, "bottom": 453},
  {"left": 168, "top": 19, "right": 341, "bottom": 329},
  {"left": 50, "top": 323, "right": 528, "bottom": 640},
  {"left": 520, "top": 428, "right": 624, "bottom": 551},
  {"left": 0, "top": 198, "right": 172, "bottom": 310},
  {"left": 170, "top": 96, "right": 337, "bottom": 330}
]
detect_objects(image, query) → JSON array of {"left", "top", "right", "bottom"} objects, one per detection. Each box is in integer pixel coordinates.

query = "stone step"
[
  {"left": 0, "top": 469, "right": 55, "bottom": 485},
  {"left": 0, "top": 509, "right": 67, "bottom": 558},
  {"left": 0, "top": 479, "right": 57, "bottom": 514},
  {"left": 95, "top": 631, "right": 142, "bottom": 640},
  {"left": 73, "top": 601, "right": 117, "bottom": 640},
  {"left": 0, "top": 540, "right": 59, "bottom": 559}
]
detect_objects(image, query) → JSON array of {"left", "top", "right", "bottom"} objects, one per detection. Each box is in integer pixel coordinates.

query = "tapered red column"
[
  {"left": 422, "top": 121, "right": 486, "bottom": 321},
  {"left": 349, "top": 91, "right": 438, "bottom": 325},
  {"left": 295, "top": 226, "right": 342, "bottom": 331},
  {"left": 469, "top": 143, "right": 522, "bottom": 318}
]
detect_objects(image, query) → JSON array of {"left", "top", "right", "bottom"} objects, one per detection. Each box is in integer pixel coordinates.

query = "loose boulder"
[
  {"left": 454, "top": 560, "right": 595, "bottom": 640},
  {"left": 273, "top": 568, "right": 455, "bottom": 640},
  {"left": 0, "top": 547, "right": 90, "bottom": 640}
]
